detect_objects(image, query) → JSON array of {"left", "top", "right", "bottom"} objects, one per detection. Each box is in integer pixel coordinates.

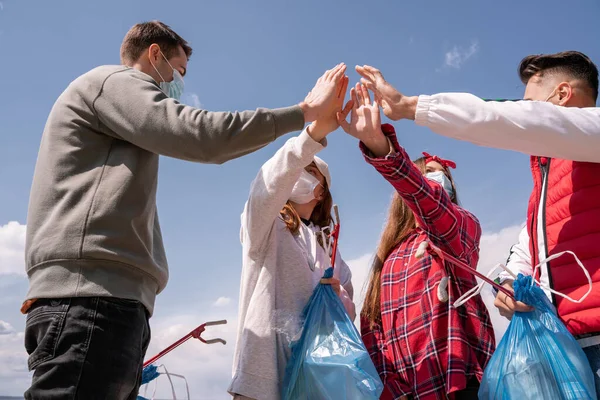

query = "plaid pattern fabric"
[{"left": 360, "top": 124, "right": 496, "bottom": 400}]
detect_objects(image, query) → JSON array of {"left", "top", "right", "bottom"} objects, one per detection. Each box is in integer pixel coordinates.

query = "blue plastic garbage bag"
[
  {"left": 479, "top": 274, "right": 597, "bottom": 400},
  {"left": 281, "top": 267, "right": 384, "bottom": 399},
  {"left": 141, "top": 364, "right": 160, "bottom": 385}
]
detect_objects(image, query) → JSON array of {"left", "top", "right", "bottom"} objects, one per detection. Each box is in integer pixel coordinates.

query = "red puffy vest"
[{"left": 527, "top": 156, "right": 600, "bottom": 337}]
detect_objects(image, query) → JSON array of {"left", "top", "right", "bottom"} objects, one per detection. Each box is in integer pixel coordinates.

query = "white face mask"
[
  {"left": 289, "top": 170, "right": 321, "bottom": 204},
  {"left": 425, "top": 171, "right": 454, "bottom": 199}
]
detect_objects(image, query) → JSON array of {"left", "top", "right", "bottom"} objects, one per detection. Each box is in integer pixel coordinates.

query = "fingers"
[
  {"left": 350, "top": 87, "right": 359, "bottom": 110},
  {"left": 360, "top": 78, "right": 376, "bottom": 91},
  {"left": 493, "top": 295, "right": 514, "bottom": 319},
  {"left": 331, "top": 64, "right": 347, "bottom": 83},
  {"left": 355, "top": 65, "right": 373, "bottom": 81},
  {"left": 325, "top": 63, "right": 346, "bottom": 82},
  {"left": 363, "top": 65, "right": 380, "bottom": 73},
  {"left": 355, "top": 65, "right": 382, "bottom": 82},
  {"left": 360, "top": 78, "right": 384, "bottom": 103},
  {"left": 494, "top": 291, "right": 534, "bottom": 315},
  {"left": 337, "top": 76, "right": 349, "bottom": 99},
  {"left": 337, "top": 99, "right": 353, "bottom": 133},
  {"left": 323, "top": 66, "right": 335, "bottom": 81},
  {"left": 360, "top": 83, "right": 372, "bottom": 105},
  {"left": 337, "top": 112, "right": 350, "bottom": 133},
  {"left": 514, "top": 300, "right": 534, "bottom": 312},
  {"left": 502, "top": 292, "right": 533, "bottom": 312},
  {"left": 321, "top": 277, "right": 341, "bottom": 295},
  {"left": 341, "top": 98, "right": 354, "bottom": 116},
  {"left": 498, "top": 308, "right": 513, "bottom": 320},
  {"left": 355, "top": 83, "right": 364, "bottom": 105},
  {"left": 362, "top": 65, "right": 383, "bottom": 80}
]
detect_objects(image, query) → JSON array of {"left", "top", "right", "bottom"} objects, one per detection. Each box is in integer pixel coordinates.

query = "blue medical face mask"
[
  {"left": 159, "top": 69, "right": 184, "bottom": 101},
  {"left": 425, "top": 171, "right": 454, "bottom": 200},
  {"left": 150, "top": 50, "right": 185, "bottom": 101}
]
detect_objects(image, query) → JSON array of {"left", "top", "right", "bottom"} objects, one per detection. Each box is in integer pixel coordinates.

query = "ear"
[
  {"left": 147, "top": 43, "right": 161, "bottom": 63},
  {"left": 556, "top": 82, "right": 573, "bottom": 106}
]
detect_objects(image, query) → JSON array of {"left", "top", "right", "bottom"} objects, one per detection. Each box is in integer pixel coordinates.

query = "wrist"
[
  {"left": 298, "top": 101, "right": 315, "bottom": 123},
  {"left": 399, "top": 96, "right": 418, "bottom": 120},
  {"left": 362, "top": 131, "right": 390, "bottom": 157},
  {"left": 306, "top": 121, "right": 329, "bottom": 142}
]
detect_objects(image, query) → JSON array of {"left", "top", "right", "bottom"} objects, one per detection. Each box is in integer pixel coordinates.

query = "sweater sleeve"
[
  {"left": 240, "top": 130, "right": 325, "bottom": 252},
  {"left": 415, "top": 93, "right": 600, "bottom": 162},
  {"left": 361, "top": 124, "right": 481, "bottom": 260},
  {"left": 93, "top": 69, "right": 305, "bottom": 164}
]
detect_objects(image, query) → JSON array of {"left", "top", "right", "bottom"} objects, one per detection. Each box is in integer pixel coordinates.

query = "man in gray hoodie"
[{"left": 22, "top": 20, "right": 349, "bottom": 399}]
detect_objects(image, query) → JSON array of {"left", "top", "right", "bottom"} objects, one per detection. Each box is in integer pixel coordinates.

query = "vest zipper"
[{"left": 538, "top": 157, "right": 556, "bottom": 305}]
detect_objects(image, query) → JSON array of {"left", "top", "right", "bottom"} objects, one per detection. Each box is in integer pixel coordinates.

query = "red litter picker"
[{"left": 143, "top": 319, "right": 227, "bottom": 369}]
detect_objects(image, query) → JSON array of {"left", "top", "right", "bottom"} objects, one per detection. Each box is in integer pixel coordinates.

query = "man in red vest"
[{"left": 346, "top": 51, "right": 600, "bottom": 394}]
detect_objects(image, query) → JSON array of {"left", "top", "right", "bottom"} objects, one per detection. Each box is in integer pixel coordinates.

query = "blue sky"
[{"left": 1, "top": 0, "right": 599, "bottom": 397}]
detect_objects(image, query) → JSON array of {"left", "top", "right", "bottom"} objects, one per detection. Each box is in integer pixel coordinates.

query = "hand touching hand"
[
  {"left": 306, "top": 74, "right": 353, "bottom": 142},
  {"left": 300, "top": 63, "right": 348, "bottom": 123},
  {"left": 355, "top": 65, "right": 418, "bottom": 121},
  {"left": 337, "top": 83, "right": 390, "bottom": 157}
]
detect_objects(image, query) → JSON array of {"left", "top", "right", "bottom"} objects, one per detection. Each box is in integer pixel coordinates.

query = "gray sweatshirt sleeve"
[{"left": 92, "top": 69, "right": 305, "bottom": 164}]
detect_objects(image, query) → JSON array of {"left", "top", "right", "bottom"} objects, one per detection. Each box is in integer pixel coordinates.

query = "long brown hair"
[{"left": 361, "top": 157, "right": 459, "bottom": 327}]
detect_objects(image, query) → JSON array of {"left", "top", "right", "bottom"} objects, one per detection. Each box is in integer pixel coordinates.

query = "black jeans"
[
  {"left": 24, "top": 297, "right": 151, "bottom": 400},
  {"left": 453, "top": 378, "right": 480, "bottom": 400}
]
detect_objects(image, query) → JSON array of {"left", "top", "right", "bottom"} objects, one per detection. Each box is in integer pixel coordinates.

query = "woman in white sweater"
[{"left": 228, "top": 119, "right": 356, "bottom": 400}]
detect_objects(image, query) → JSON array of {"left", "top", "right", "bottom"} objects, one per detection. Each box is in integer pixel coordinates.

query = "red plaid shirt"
[{"left": 360, "top": 124, "right": 495, "bottom": 400}]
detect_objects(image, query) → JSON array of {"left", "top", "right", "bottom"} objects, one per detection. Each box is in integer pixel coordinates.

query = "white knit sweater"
[{"left": 228, "top": 129, "right": 355, "bottom": 400}]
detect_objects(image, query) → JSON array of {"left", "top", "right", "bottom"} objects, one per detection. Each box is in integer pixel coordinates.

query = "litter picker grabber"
[{"left": 143, "top": 319, "right": 227, "bottom": 369}]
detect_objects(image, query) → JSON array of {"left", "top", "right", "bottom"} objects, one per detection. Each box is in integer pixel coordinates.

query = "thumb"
[
  {"left": 337, "top": 112, "right": 351, "bottom": 133},
  {"left": 374, "top": 90, "right": 383, "bottom": 104}
]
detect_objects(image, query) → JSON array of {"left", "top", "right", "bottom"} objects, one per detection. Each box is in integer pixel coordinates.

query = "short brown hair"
[
  {"left": 120, "top": 20, "right": 192, "bottom": 64},
  {"left": 519, "top": 51, "right": 598, "bottom": 101}
]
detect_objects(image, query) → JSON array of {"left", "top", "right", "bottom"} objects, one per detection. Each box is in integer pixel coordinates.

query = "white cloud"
[
  {"left": 0, "top": 320, "right": 15, "bottom": 335},
  {"left": 0, "top": 330, "right": 31, "bottom": 395},
  {"left": 213, "top": 296, "right": 232, "bottom": 307},
  {"left": 0, "top": 221, "right": 27, "bottom": 276},
  {"left": 182, "top": 93, "right": 202, "bottom": 109},
  {"left": 477, "top": 223, "right": 523, "bottom": 343},
  {"left": 444, "top": 40, "right": 479, "bottom": 69},
  {"left": 346, "top": 253, "right": 373, "bottom": 329}
]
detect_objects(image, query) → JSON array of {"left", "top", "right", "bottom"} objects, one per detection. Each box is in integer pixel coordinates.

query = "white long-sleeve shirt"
[
  {"left": 415, "top": 93, "right": 600, "bottom": 162},
  {"left": 228, "top": 129, "right": 355, "bottom": 400}
]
